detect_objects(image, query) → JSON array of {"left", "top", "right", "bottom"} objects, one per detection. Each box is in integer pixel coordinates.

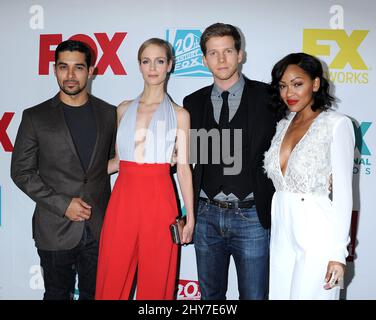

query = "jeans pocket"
[
  {"left": 197, "top": 201, "right": 209, "bottom": 216},
  {"left": 237, "top": 208, "right": 258, "bottom": 222}
]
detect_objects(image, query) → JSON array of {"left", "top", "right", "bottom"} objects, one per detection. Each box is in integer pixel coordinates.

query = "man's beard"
[{"left": 60, "top": 81, "right": 86, "bottom": 96}]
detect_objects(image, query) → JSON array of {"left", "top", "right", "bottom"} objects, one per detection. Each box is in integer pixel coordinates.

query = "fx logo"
[
  {"left": 39, "top": 33, "right": 127, "bottom": 75},
  {"left": 353, "top": 121, "right": 371, "bottom": 156},
  {"left": 303, "top": 29, "right": 369, "bottom": 70},
  {"left": 0, "top": 112, "right": 15, "bottom": 152}
]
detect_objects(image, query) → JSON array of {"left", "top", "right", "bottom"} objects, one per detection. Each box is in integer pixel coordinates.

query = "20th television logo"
[{"left": 303, "top": 29, "right": 369, "bottom": 84}]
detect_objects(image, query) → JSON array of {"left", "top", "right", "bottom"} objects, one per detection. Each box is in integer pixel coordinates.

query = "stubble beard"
[{"left": 60, "top": 81, "right": 87, "bottom": 96}]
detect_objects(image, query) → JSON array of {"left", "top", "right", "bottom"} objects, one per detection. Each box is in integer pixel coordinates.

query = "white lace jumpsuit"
[{"left": 264, "top": 110, "right": 354, "bottom": 299}]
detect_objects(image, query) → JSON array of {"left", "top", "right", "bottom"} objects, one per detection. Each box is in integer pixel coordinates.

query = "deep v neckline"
[
  {"left": 135, "top": 95, "right": 164, "bottom": 133},
  {"left": 278, "top": 111, "right": 322, "bottom": 178},
  {"left": 133, "top": 95, "right": 165, "bottom": 162}
]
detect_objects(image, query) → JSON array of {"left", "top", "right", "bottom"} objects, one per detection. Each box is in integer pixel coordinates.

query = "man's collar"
[
  {"left": 51, "top": 92, "right": 91, "bottom": 107},
  {"left": 212, "top": 74, "right": 245, "bottom": 96}
]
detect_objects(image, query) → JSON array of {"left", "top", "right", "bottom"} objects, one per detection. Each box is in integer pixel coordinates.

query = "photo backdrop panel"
[{"left": 0, "top": 0, "right": 374, "bottom": 299}]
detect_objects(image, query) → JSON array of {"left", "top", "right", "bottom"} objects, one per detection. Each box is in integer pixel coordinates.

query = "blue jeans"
[
  {"left": 37, "top": 224, "right": 99, "bottom": 300},
  {"left": 194, "top": 200, "right": 270, "bottom": 300}
]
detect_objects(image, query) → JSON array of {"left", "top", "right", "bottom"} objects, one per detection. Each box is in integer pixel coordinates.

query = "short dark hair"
[
  {"left": 200, "top": 23, "right": 241, "bottom": 55},
  {"left": 270, "top": 52, "right": 334, "bottom": 119},
  {"left": 137, "top": 38, "right": 173, "bottom": 64},
  {"left": 55, "top": 40, "right": 92, "bottom": 69}
]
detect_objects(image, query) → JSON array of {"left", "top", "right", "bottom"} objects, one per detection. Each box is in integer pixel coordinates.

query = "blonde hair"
[{"left": 137, "top": 38, "right": 173, "bottom": 64}]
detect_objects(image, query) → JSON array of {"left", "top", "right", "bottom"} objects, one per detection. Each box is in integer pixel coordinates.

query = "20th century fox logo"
[{"left": 166, "top": 29, "right": 211, "bottom": 77}]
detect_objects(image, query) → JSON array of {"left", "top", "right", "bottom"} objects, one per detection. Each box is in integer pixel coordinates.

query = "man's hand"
[{"left": 64, "top": 198, "right": 92, "bottom": 221}]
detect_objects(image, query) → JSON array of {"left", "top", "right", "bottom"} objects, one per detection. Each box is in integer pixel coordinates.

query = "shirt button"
[
  {"left": 301, "top": 198, "right": 304, "bottom": 201},
  {"left": 83, "top": 177, "right": 88, "bottom": 184}
]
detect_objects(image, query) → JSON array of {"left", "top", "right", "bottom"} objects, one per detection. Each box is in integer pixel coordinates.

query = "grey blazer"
[{"left": 11, "top": 94, "right": 117, "bottom": 250}]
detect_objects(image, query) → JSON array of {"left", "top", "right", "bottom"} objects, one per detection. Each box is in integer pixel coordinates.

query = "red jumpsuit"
[{"left": 95, "top": 161, "right": 178, "bottom": 299}]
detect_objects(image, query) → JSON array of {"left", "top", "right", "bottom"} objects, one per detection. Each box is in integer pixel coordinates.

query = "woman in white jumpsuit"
[{"left": 264, "top": 53, "right": 354, "bottom": 299}]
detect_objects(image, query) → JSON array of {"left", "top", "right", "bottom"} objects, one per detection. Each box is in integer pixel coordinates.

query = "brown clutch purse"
[{"left": 170, "top": 216, "right": 186, "bottom": 244}]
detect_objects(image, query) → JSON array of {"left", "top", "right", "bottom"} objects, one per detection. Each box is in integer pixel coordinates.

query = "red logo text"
[
  {"left": 177, "top": 279, "right": 201, "bottom": 300},
  {"left": 0, "top": 112, "right": 15, "bottom": 152},
  {"left": 39, "top": 33, "right": 127, "bottom": 75}
]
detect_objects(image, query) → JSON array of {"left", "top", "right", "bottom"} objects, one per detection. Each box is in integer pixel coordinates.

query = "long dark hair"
[{"left": 270, "top": 52, "right": 334, "bottom": 119}]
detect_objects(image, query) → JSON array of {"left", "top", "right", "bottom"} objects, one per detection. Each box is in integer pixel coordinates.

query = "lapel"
[
  {"left": 86, "top": 95, "right": 102, "bottom": 173},
  {"left": 192, "top": 86, "right": 213, "bottom": 180},
  {"left": 200, "top": 85, "right": 214, "bottom": 129},
  {"left": 243, "top": 79, "right": 256, "bottom": 147}
]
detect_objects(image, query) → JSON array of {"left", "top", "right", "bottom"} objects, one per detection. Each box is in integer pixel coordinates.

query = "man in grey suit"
[{"left": 11, "top": 40, "right": 117, "bottom": 300}]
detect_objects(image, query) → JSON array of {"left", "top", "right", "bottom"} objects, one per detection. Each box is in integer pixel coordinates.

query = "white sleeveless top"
[{"left": 117, "top": 94, "right": 177, "bottom": 164}]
